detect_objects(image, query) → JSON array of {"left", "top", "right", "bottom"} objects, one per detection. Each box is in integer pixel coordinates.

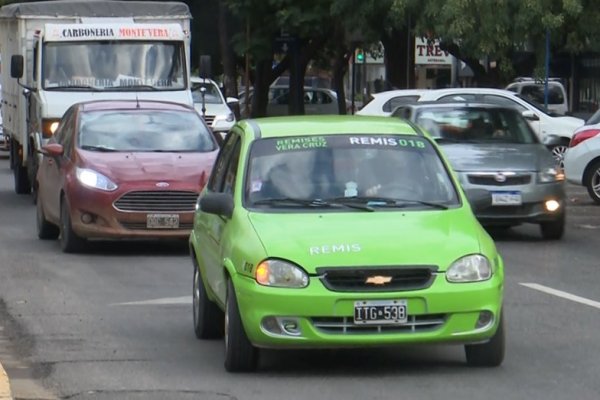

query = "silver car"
[{"left": 392, "top": 103, "right": 566, "bottom": 239}]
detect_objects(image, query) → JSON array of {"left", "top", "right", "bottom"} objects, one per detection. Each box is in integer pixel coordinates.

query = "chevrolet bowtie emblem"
[{"left": 365, "top": 275, "right": 392, "bottom": 285}]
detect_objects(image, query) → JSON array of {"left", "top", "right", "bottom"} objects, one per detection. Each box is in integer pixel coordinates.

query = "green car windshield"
[{"left": 245, "top": 134, "right": 460, "bottom": 209}]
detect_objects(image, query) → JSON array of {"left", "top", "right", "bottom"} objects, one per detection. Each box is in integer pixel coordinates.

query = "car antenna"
[{"left": 135, "top": 93, "right": 140, "bottom": 109}]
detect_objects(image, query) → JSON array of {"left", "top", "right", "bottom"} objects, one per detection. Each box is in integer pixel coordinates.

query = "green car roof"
[{"left": 238, "top": 115, "right": 420, "bottom": 139}]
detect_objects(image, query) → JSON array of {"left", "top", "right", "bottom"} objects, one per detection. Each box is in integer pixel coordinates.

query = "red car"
[{"left": 36, "top": 100, "right": 220, "bottom": 253}]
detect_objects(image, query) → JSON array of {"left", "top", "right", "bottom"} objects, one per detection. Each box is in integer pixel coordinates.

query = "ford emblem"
[{"left": 156, "top": 182, "right": 170, "bottom": 188}]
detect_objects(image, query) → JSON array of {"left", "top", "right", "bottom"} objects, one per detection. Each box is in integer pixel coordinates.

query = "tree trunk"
[
  {"left": 333, "top": 48, "right": 350, "bottom": 114},
  {"left": 218, "top": 1, "right": 238, "bottom": 99},
  {"left": 381, "top": 27, "right": 415, "bottom": 90},
  {"left": 251, "top": 58, "right": 274, "bottom": 118}
]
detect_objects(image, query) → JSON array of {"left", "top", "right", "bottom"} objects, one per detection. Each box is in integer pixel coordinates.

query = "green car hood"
[{"left": 248, "top": 209, "right": 482, "bottom": 273}]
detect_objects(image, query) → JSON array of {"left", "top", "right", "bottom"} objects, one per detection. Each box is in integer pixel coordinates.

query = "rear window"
[
  {"left": 382, "top": 96, "right": 421, "bottom": 112},
  {"left": 520, "top": 84, "right": 564, "bottom": 105}
]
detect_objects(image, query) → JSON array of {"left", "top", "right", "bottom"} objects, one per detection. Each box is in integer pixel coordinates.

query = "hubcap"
[
  {"left": 552, "top": 145, "right": 568, "bottom": 168},
  {"left": 592, "top": 170, "right": 600, "bottom": 197},
  {"left": 193, "top": 269, "right": 200, "bottom": 325}
]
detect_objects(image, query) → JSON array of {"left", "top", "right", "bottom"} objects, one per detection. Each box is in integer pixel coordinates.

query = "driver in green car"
[{"left": 189, "top": 115, "right": 505, "bottom": 372}]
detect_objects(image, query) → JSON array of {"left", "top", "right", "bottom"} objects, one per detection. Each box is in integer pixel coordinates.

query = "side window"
[
  {"left": 206, "top": 132, "right": 239, "bottom": 192},
  {"left": 33, "top": 41, "right": 39, "bottom": 82},
  {"left": 222, "top": 139, "right": 241, "bottom": 195},
  {"left": 482, "top": 95, "right": 527, "bottom": 112},
  {"left": 52, "top": 109, "right": 73, "bottom": 144},
  {"left": 382, "top": 96, "right": 420, "bottom": 112},
  {"left": 60, "top": 113, "right": 75, "bottom": 159}
]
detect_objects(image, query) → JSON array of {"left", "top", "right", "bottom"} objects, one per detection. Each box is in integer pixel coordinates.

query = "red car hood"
[{"left": 77, "top": 150, "right": 218, "bottom": 187}]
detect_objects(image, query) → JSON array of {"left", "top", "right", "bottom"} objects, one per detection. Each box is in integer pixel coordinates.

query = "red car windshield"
[{"left": 78, "top": 109, "right": 217, "bottom": 152}]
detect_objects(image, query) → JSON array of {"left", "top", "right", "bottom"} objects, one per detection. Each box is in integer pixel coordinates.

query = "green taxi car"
[{"left": 189, "top": 115, "right": 505, "bottom": 372}]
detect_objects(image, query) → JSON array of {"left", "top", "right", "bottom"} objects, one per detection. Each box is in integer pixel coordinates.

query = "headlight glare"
[
  {"left": 538, "top": 167, "right": 564, "bottom": 183},
  {"left": 76, "top": 167, "right": 118, "bottom": 191},
  {"left": 255, "top": 259, "right": 309, "bottom": 288},
  {"left": 446, "top": 254, "right": 492, "bottom": 283}
]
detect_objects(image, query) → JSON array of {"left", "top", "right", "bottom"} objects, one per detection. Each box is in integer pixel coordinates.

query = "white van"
[{"left": 505, "top": 78, "right": 569, "bottom": 115}]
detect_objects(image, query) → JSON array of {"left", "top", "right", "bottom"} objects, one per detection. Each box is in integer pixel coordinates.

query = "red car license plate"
[{"left": 146, "top": 214, "right": 179, "bottom": 229}]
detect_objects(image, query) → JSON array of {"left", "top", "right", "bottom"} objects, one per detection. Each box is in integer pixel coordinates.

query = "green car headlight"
[
  {"left": 255, "top": 259, "right": 309, "bottom": 288},
  {"left": 446, "top": 254, "right": 492, "bottom": 283}
]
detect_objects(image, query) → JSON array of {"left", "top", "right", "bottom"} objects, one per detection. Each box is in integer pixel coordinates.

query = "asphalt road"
[{"left": 1, "top": 156, "right": 599, "bottom": 400}]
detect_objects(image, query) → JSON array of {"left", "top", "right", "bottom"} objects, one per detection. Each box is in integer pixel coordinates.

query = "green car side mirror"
[{"left": 199, "top": 192, "right": 234, "bottom": 219}]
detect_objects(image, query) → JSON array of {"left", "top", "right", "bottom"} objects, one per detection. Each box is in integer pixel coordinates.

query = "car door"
[
  {"left": 196, "top": 131, "right": 242, "bottom": 303},
  {"left": 40, "top": 109, "right": 76, "bottom": 223}
]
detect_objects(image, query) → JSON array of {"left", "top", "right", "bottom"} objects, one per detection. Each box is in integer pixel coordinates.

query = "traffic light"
[{"left": 356, "top": 49, "right": 365, "bottom": 63}]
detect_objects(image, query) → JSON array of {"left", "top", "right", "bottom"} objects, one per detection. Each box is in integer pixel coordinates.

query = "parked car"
[
  {"left": 36, "top": 100, "right": 220, "bottom": 253},
  {"left": 191, "top": 77, "right": 237, "bottom": 136},
  {"left": 361, "top": 88, "right": 584, "bottom": 165},
  {"left": 393, "top": 102, "right": 566, "bottom": 239},
  {"left": 505, "top": 77, "right": 569, "bottom": 116},
  {"left": 563, "top": 112, "right": 600, "bottom": 203},
  {"left": 239, "top": 86, "right": 350, "bottom": 117},
  {"left": 190, "top": 115, "right": 505, "bottom": 372}
]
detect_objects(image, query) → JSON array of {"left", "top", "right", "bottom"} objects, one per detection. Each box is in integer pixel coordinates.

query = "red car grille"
[{"left": 114, "top": 191, "right": 199, "bottom": 212}]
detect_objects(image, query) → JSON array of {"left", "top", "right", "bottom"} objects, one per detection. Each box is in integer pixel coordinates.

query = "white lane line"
[
  {"left": 111, "top": 296, "right": 192, "bottom": 306},
  {"left": 520, "top": 283, "right": 600, "bottom": 310}
]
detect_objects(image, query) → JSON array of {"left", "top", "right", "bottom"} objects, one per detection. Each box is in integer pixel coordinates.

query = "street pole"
[
  {"left": 351, "top": 47, "right": 356, "bottom": 115},
  {"left": 544, "top": 29, "right": 550, "bottom": 112}
]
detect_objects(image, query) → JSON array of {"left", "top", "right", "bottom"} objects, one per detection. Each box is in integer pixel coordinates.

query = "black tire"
[
  {"left": 36, "top": 198, "right": 59, "bottom": 240},
  {"left": 584, "top": 160, "right": 600, "bottom": 204},
  {"left": 14, "top": 161, "right": 31, "bottom": 195},
  {"left": 59, "top": 197, "right": 86, "bottom": 253},
  {"left": 540, "top": 213, "right": 565, "bottom": 240},
  {"left": 465, "top": 314, "right": 505, "bottom": 367},
  {"left": 27, "top": 150, "right": 38, "bottom": 203},
  {"left": 193, "top": 261, "right": 224, "bottom": 339},
  {"left": 224, "top": 279, "right": 258, "bottom": 372}
]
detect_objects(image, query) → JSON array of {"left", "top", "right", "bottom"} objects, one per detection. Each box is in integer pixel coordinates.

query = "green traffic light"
[{"left": 357, "top": 52, "right": 364, "bottom": 62}]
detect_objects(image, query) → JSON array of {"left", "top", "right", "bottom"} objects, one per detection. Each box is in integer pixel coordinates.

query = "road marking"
[
  {"left": 520, "top": 283, "right": 600, "bottom": 309},
  {"left": 111, "top": 296, "right": 191, "bottom": 306}
]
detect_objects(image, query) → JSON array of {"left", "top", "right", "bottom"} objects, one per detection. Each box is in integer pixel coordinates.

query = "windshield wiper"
[
  {"left": 253, "top": 197, "right": 373, "bottom": 211},
  {"left": 327, "top": 196, "right": 449, "bottom": 210},
  {"left": 106, "top": 84, "right": 161, "bottom": 91},
  {"left": 80, "top": 145, "right": 117, "bottom": 152},
  {"left": 46, "top": 85, "right": 101, "bottom": 92}
]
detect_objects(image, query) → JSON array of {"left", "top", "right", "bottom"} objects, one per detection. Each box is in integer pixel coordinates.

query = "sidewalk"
[{"left": 0, "top": 361, "right": 12, "bottom": 400}]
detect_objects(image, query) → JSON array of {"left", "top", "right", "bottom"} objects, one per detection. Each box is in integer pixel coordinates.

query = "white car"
[
  {"left": 356, "top": 89, "right": 430, "bottom": 117},
  {"left": 359, "top": 88, "right": 584, "bottom": 164},
  {"left": 191, "top": 77, "right": 237, "bottom": 135},
  {"left": 563, "top": 109, "right": 600, "bottom": 203},
  {"left": 505, "top": 78, "right": 569, "bottom": 116}
]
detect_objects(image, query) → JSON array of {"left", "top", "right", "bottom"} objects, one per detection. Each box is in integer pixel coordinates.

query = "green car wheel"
[
  {"left": 224, "top": 279, "right": 258, "bottom": 372},
  {"left": 193, "top": 262, "right": 224, "bottom": 339},
  {"left": 465, "top": 314, "right": 505, "bottom": 367}
]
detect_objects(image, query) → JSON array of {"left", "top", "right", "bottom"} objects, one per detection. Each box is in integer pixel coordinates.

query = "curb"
[{"left": 0, "top": 361, "right": 13, "bottom": 400}]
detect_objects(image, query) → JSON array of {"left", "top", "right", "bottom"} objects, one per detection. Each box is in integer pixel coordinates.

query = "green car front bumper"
[{"left": 232, "top": 271, "right": 504, "bottom": 349}]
